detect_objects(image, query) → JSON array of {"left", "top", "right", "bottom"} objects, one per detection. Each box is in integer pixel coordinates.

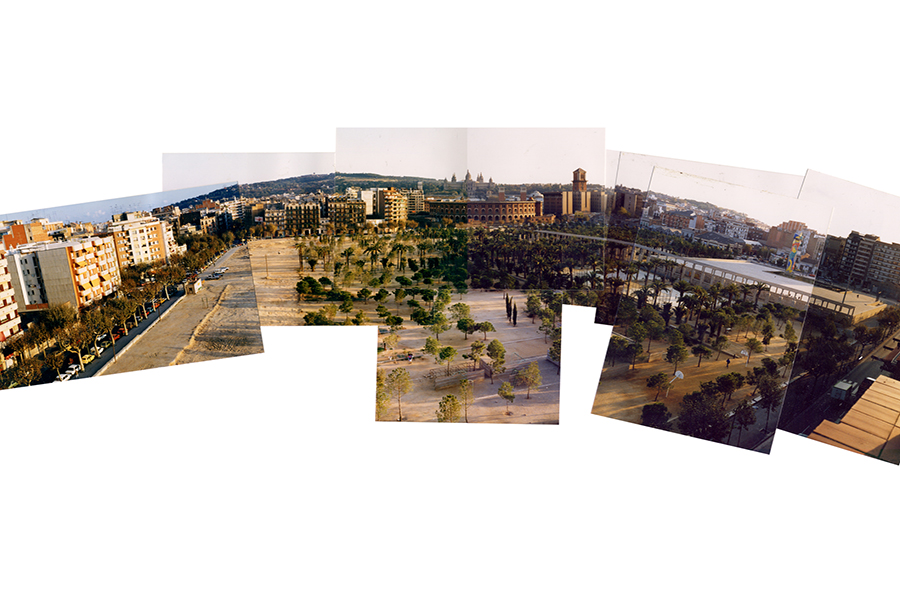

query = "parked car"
[
  {"left": 55, "top": 372, "right": 72, "bottom": 382},
  {"left": 66, "top": 364, "right": 82, "bottom": 375},
  {"left": 82, "top": 354, "right": 95, "bottom": 365}
]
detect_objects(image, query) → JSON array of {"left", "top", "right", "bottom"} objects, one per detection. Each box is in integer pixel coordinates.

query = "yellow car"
[{"left": 82, "top": 354, "right": 95, "bottom": 365}]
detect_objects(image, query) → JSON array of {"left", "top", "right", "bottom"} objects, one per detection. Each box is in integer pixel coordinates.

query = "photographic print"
[
  {"left": 593, "top": 158, "right": 832, "bottom": 452},
  {"left": 777, "top": 171, "right": 900, "bottom": 464},
  {"left": 334, "top": 128, "right": 606, "bottom": 423},
  {"left": 0, "top": 184, "right": 265, "bottom": 388}
]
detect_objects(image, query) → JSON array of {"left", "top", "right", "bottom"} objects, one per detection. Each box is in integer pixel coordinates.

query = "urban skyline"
[{"left": 0, "top": 183, "right": 234, "bottom": 227}]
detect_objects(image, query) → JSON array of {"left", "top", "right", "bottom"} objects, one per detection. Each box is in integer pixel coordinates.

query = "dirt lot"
[
  {"left": 248, "top": 238, "right": 560, "bottom": 423},
  {"left": 592, "top": 324, "right": 793, "bottom": 424},
  {"left": 378, "top": 289, "right": 560, "bottom": 424},
  {"left": 248, "top": 238, "right": 307, "bottom": 327},
  {"left": 101, "top": 245, "right": 264, "bottom": 375}
]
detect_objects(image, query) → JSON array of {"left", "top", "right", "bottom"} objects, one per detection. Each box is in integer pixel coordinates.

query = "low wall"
[{"left": 434, "top": 370, "right": 485, "bottom": 390}]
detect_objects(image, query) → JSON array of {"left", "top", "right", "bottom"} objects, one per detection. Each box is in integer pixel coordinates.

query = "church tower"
[{"left": 573, "top": 168, "right": 587, "bottom": 193}]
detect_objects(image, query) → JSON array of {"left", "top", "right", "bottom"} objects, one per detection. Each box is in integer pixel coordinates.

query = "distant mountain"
[{"left": 177, "top": 173, "right": 335, "bottom": 209}]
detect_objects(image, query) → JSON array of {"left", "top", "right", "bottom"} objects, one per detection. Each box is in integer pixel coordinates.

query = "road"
[{"left": 90, "top": 245, "right": 262, "bottom": 377}]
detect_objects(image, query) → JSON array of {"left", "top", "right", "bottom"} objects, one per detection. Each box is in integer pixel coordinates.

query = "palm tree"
[{"left": 753, "top": 282, "right": 770, "bottom": 308}]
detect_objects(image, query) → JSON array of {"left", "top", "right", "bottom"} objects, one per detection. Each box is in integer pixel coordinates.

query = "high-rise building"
[
  {"left": 376, "top": 188, "right": 408, "bottom": 223},
  {"left": 106, "top": 214, "right": 183, "bottom": 268},
  {"left": 7, "top": 238, "right": 121, "bottom": 312},
  {"left": 0, "top": 249, "right": 22, "bottom": 349},
  {"left": 840, "top": 231, "right": 880, "bottom": 286}
]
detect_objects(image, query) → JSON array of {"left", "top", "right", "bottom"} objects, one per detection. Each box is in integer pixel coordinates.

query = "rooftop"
[{"left": 808, "top": 375, "right": 900, "bottom": 464}]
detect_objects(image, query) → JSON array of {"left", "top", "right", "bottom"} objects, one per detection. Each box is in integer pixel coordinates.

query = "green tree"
[
  {"left": 428, "top": 313, "right": 450, "bottom": 340},
  {"left": 486, "top": 339, "right": 506, "bottom": 383},
  {"left": 757, "top": 374, "right": 783, "bottom": 433},
  {"left": 678, "top": 390, "right": 731, "bottom": 442},
  {"left": 423, "top": 336, "right": 441, "bottom": 358},
  {"left": 646, "top": 372, "right": 670, "bottom": 401},
  {"left": 436, "top": 394, "right": 461, "bottom": 423},
  {"left": 641, "top": 402, "right": 672, "bottom": 430},
  {"left": 457, "top": 317, "right": 476, "bottom": 340},
  {"left": 375, "top": 369, "right": 391, "bottom": 421},
  {"left": 459, "top": 378, "right": 474, "bottom": 423},
  {"left": 438, "top": 346, "right": 457, "bottom": 375},
  {"left": 338, "top": 297, "right": 354, "bottom": 315},
  {"left": 744, "top": 337, "right": 764, "bottom": 364},
  {"left": 384, "top": 367, "right": 412, "bottom": 421},
  {"left": 382, "top": 332, "right": 400, "bottom": 355},
  {"left": 665, "top": 344, "right": 689, "bottom": 374},
  {"left": 526, "top": 292, "right": 543, "bottom": 323},
  {"left": 463, "top": 340, "right": 486, "bottom": 370},
  {"left": 692, "top": 344, "right": 713, "bottom": 367},
  {"left": 477, "top": 321, "right": 495, "bottom": 341},
  {"left": 730, "top": 399, "right": 756, "bottom": 446},
  {"left": 716, "top": 372, "right": 745, "bottom": 406},
  {"left": 514, "top": 361, "right": 542, "bottom": 399},
  {"left": 449, "top": 302, "right": 471, "bottom": 322},
  {"left": 712, "top": 335, "right": 729, "bottom": 361},
  {"left": 498, "top": 381, "right": 515, "bottom": 415}
]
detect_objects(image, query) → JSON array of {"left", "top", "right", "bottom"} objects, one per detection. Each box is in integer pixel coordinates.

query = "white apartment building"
[
  {"left": 7, "top": 237, "right": 121, "bottom": 312},
  {"left": 107, "top": 214, "right": 184, "bottom": 268}
]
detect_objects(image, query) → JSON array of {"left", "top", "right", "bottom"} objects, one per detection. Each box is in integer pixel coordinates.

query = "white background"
[{"left": 2, "top": 3, "right": 900, "bottom": 598}]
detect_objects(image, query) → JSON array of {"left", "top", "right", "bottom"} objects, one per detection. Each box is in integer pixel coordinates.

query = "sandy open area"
[
  {"left": 101, "top": 245, "right": 264, "bottom": 375},
  {"left": 592, "top": 324, "right": 793, "bottom": 424},
  {"left": 248, "top": 238, "right": 560, "bottom": 423},
  {"left": 378, "top": 289, "right": 560, "bottom": 424},
  {"left": 248, "top": 238, "right": 308, "bottom": 326}
]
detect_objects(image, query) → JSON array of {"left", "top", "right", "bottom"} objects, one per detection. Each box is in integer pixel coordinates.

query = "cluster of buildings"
[
  {"left": 0, "top": 210, "right": 195, "bottom": 366},
  {"left": 819, "top": 231, "right": 900, "bottom": 295},
  {"left": 637, "top": 195, "right": 826, "bottom": 273},
  {"left": 418, "top": 168, "right": 614, "bottom": 226}
]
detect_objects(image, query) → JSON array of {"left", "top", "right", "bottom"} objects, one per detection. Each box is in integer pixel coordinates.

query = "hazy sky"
[
  {"left": 336, "top": 128, "right": 467, "bottom": 180},
  {"left": 162, "top": 153, "right": 334, "bottom": 192},
  {"left": 798, "top": 170, "right": 900, "bottom": 244},
  {"left": 647, "top": 167, "right": 833, "bottom": 233},
  {"left": 0, "top": 183, "right": 233, "bottom": 225},
  {"left": 611, "top": 151, "right": 805, "bottom": 197},
  {"left": 336, "top": 128, "right": 606, "bottom": 186},
  {"left": 466, "top": 128, "right": 605, "bottom": 185}
]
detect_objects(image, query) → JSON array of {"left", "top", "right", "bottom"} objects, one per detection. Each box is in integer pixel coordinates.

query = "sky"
[
  {"left": 798, "top": 170, "right": 900, "bottom": 244},
  {"left": 610, "top": 150, "right": 805, "bottom": 197},
  {"left": 0, "top": 183, "right": 233, "bottom": 225},
  {"left": 646, "top": 166, "right": 833, "bottom": 233},
  {"left": 466, "top": 128, "right": 605, "bottom": 185},
  {"left": 612, "top": 152, "right": 900, "bottom": 243},
  {"left": 335, "top": 128, "right": 605, "bottom": 186},
  {"left": 162, "top": 153, "right": 334, "bottom": 192},
  {"left": 335, "top": 128, "right": 467, "bottom": 181}
]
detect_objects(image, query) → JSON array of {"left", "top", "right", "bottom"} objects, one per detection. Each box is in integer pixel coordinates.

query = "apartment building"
[
  {"left": 0, "top": 218, "right": 56, "bottom": 250},
  {"left": 0, "top": 250, "right": 22, "bottom": 347},
  {"left": 7, "top": 237, "right": 121, "bottom": 312},
  {"left": 107, "top": 214, "right": 182, "bottom": 268},
  {"left": 324, "top": 199, "right": 365, "bottom": 230},
  {"left": 376, "top": 188, "right": 408, "bottom": 223}
]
